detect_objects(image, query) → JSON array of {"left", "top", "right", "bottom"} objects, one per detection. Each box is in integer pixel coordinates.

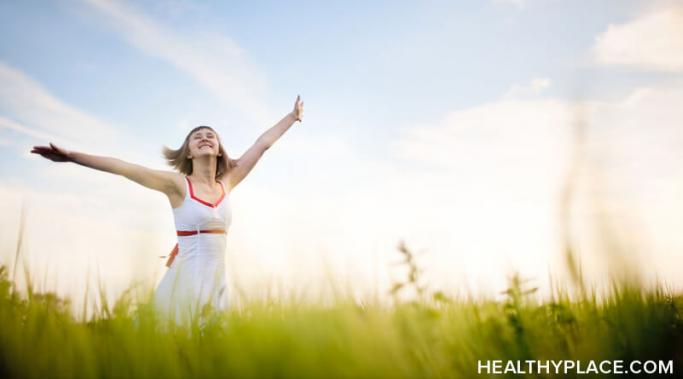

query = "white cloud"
[
  {"left": 0, "top": 62, "right": 120, "bottom": 148},
  {"left": 81, "top": 0, "right": 271, "bottom": 126},
  {"left": 0, "top": 61, "right": 172, "bottom": 173},
  {"left": 493, "top": 0, "right": 527, "bottom": 10},
  {"left": 592, "top": 8, "right": 683, "bottom": 71},
  {"left": 391, "top": 83, "right": 683, "bottom": 292},
  {"left": 391, "top": 97, "right": 572, "bottom": 292},
  {"left": 0, "top": 117, "right": 66, "bottom": 144},
  {"left": 502, "top": 77, "right": 552, "bottom": 99}
]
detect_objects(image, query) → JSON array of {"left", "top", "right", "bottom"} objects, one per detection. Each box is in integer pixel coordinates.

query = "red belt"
[{"left": 164, "top": 229, "right": 226, "bottom": 267}]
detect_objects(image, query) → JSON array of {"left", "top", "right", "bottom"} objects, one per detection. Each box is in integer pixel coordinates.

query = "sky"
[{"left": 1, "top": 0, "right": 682, "bottom": 312}]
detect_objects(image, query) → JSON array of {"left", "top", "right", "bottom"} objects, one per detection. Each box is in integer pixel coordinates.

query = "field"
[{"left": 0, "top": 240, "right": 681, "bottom": 379}]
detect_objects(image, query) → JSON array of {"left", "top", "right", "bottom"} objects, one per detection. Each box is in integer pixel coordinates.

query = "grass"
[{"left": 0, "top": 241, "right": 681, "bottom": 379}]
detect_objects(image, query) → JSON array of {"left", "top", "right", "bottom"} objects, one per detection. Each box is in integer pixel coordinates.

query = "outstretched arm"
[
  {"left": 31, "top": 143, "right": 179, "bottom": 195},
  {"left": 222, "top": 95, "right": 304, "bottom": 190}
]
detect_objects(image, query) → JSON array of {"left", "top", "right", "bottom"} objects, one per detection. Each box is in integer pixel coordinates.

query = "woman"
[{"left": 31, "top": 95, "right": 305, "bottom": 325}]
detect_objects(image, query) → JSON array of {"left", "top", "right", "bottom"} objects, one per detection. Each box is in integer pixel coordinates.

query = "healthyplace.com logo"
[{"left": 477, "top": 360, "right": 674, "bottom": 375}]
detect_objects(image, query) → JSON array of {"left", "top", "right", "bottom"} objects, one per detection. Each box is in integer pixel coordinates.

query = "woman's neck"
[{"left": 190, "top": 157, "right": 217, "bottom": 185}]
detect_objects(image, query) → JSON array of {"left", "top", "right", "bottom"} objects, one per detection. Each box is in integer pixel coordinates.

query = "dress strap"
[{"left": 183, "top": 175, "right": 191, "bottom": 200}]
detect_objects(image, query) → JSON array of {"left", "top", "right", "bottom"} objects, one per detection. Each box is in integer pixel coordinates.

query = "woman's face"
[{"left": 188, "top": 128, "right": 221, "bottom": 158}]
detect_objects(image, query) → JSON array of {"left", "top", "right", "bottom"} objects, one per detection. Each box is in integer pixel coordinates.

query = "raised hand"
[
  {"left": 292, "top": 94, "right": 304, "bottom": 122},
  {"left": 30, "top": 143, "right": 73, "bottom": 163}
]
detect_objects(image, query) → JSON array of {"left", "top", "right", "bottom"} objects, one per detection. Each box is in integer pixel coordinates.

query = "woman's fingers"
[
  {"left": 295, "top": 96, "right": 304, "bottom": 121},
  {"left": 31, "top": 144, "right": 70, "bottom": 162},
  {"left": 31, "top": 146, "right": 57, "bottom": 155},
  {"left": 31, "top": 146, "right": 51, "bottom": 154},
  {"left": 32, "top": 149, "right": 57, "bottom": 159},
  {"left": 290, "top": 95, "right": 303, "bottom": 122}
]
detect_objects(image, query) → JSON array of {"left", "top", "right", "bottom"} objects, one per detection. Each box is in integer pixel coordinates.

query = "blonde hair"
[{"left": 162, "top": 126, "right": 237, "bottom": 176}]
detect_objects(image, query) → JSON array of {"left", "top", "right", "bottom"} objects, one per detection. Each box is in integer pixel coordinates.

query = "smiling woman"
[
  {"left": 163, "top": 126, "right": 236, "bottom": 180},
  {"left": 30, "top": 95, "right": 305, "bottom": 327}
]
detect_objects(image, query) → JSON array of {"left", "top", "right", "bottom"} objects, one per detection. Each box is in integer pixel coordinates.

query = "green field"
[{"left": 1, "top": 242, "right": 681, "bottom": 379}]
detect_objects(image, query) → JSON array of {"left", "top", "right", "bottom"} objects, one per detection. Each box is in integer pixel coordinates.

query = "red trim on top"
[
  {"left": 177, "top": 229, "right": 226, "bottom": 236},
  {"left": 186, "top": 176, "right": 225, "bottom": 208}
]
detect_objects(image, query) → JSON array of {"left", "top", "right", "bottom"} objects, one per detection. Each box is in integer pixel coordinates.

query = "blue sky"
[
  {"left": 0, "top": 0, "right": 656, "bottom": 137},
  {"left": 1, "top": 0, "right": 682, "bottom": 311}
]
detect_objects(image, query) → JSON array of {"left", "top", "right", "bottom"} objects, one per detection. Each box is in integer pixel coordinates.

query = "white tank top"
[{"left": 172, "top": 176, "right": 232, "bottom": 258}]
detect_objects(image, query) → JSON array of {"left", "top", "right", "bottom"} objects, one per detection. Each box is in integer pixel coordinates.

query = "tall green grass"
[{"left": 0, "top": 245, "right": 681, "bottom": 379}]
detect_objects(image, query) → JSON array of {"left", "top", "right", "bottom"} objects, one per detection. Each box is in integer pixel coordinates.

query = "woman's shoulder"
[
  {"left": 216, "top": 175, "right": 234, "bottom": 196},
  {"left": 172, "top": 171, "right": 187, "bottom": 182},
  {"left": 166, "top": 172, "right": 189, "bottom": 209},
  {"left": 164, "top": 171, "right": 187, "bottom": 197}
]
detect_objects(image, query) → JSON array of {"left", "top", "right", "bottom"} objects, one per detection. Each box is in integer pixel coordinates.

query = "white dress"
[{"left": 153, "top": 175, "right": 231, "bottom": 325}]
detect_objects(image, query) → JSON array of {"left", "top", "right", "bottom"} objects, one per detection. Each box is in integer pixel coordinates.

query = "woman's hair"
[{"left": 163, "top": 125, "right": 237, "bottom": 176}]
